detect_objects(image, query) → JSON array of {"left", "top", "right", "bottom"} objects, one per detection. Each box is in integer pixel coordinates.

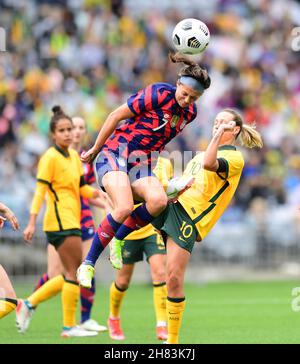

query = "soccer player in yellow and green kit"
[
  {"left": 152, "top": 108, "right": 263, "bottom": 344},
  {"left": 16, "top": 106, "right": 102, "bottom": 337}
]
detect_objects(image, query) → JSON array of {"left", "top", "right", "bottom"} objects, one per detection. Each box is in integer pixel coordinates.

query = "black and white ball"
[{"left": 172, "top": 18, "right": 210, "bottom": 55}]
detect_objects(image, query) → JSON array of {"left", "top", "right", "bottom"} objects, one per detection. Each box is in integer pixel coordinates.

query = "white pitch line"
[{"left": 192, "top": 299, "right": 290, "bottom": 305}]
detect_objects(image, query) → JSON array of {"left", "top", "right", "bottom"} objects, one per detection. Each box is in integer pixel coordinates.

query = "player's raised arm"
[{"left": 203, "top": 120, "right": 237, "bottom": 172}]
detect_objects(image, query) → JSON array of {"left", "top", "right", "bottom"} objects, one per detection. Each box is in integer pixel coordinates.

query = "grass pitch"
[{"left": 1, "top": 280, "right": 300, "bottom": 344}]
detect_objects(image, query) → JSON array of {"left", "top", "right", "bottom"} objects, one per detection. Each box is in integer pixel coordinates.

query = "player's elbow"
[{"left": 203, "top": 159, "right": 218, "bottom": 172}]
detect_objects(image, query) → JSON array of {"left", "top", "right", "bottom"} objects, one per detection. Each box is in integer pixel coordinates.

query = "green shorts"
[
  {"left": 151, "top": 202, "right": 197, "bottom": 254},
  {"left": 122, "top": 234, "right": 166, "bottom": 264},
  {"left": 45, "top": 229, "right": 82, "bottom": 249}
]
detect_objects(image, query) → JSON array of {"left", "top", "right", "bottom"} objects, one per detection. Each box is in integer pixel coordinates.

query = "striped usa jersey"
[{"left": 102, "top": 83, "right": 197, "bottom": 161}]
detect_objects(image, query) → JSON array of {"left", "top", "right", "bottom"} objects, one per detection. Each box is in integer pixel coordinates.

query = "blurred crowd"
[{"left": 0, "top": 0, "right": 300, "bottom": 232}]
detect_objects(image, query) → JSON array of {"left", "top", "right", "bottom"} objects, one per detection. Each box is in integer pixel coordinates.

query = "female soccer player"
[
  {"left": 151, "top": 109, "right": 263, "bottom": 344},
  {"left": 0, "top": 202, "right": 20, "bottom": 319},
  {"left": 16, "top": 106, "right": 102, "bottom": 337},
  {"left": 78, "top": 53, "right": 211, "bottom": 287},
  {"left": 30, "top": 116, "right": 108, "bottom": 332},
  {"left": 107, "top": 156, "right": 173, "bottom": 342}
]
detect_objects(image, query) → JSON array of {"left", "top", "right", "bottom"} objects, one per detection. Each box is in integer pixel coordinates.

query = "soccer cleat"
[
  {"left": 80, "top": 319, "right": 108, "bottom": 332},
  {"left": 15, "top": 299, "right": 34, "bottom": 333},
  {"left": 77, "top": 264, "right": 95, "bottom": 288},
  {"left": 166, "top": 176, "right": 195, "bottom": 202},
  {"left": 156, "top": 326, "right": 168, "bottom": 340},
  {"left": 61, "top": 325, "right": 98, "bottom": 337},
  {"left": 109, "top": 238, "right": 124, "bottom": 270},
  {"left": 107, "top": 317, "right": 125, "bottom": 340}
]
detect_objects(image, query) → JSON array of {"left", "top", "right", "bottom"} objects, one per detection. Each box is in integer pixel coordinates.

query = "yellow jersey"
[
  {"left": 126, "top": 156, "right": 173, "bottom": 240},
  {"left": 30, "top": 146, "right": 95, "bottom": 232},
  {"left": 178, "top": 145, "right": 244, "bottom": 240}
]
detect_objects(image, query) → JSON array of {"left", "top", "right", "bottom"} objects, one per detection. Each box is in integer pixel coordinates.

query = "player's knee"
[
  {"left": 148, "top": 194, "right": 168, "bottom": 214},
  {"left": 113, "top": 204, "right": 134, "bottom": 221}
]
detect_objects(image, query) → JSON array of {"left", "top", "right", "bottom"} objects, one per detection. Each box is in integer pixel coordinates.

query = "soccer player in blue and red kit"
[{"left": 77, "top": 53, "right": 211, "bottom": 287}]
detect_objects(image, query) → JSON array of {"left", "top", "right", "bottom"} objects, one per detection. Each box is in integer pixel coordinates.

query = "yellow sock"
[
  {"left": 62, "top": 279, "right": 80, "bottom": 328},
  {"left": 27, "top": 275, "right": 64, "bottom": 307},
  {"left": 0, "top": 298, "right": 17, "bottom": 319},
  {"left": 166, "top": 296, "right": 186, "bottom": 344},
  {"left": 153, "top": 282, "right": 167, "bottom": 325},
  {"left": 109, "top": 282, "right": 127, "bottom": 318}
]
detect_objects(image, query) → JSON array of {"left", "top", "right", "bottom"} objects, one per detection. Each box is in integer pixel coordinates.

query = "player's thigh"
[
  {"left": 103, "top": 171, "right": 134, "bottom": 211},
  {"left": 115, "top": 263, "right": 135, "bottom": 288},
  {"left": 47, "top": 244, "right": 64, "bottom": 278},
  {"left": 131, "top": 176, "right": 167, "bottom": 215},
  {"left": 57, "top": 235, "right": 82, "bottom": 278},
  {"left": 0, "top": 265, "right": 16, "bottom": 298},
  {"left": 131, "top": 176, "right": 166, "bottom": 202}
]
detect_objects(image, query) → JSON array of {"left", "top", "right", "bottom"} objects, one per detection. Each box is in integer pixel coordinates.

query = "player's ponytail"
[
  {"left": 239, "top": 124, "right": 263, "bottom": 149},
  {"left": 223, "top": 108, "right": 263, "bottom": 149},
  {"left": 169, "top": 52, "right": 211, "bottom": 90},
  {"left": 50, "top": 105, "right": 73, "bottom": 133}
]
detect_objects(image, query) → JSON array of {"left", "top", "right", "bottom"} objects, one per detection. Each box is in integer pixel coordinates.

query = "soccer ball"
[{"left": 172, "top": 18, "right": 210, "bottom": 55}]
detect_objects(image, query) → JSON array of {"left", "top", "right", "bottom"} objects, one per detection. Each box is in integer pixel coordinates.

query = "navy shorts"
[
  {"left": 81, "top": 226, "right": 95, "bottom": 241},
  {"left": 95, "top": 148, "right": 154, "bottom": 188}
]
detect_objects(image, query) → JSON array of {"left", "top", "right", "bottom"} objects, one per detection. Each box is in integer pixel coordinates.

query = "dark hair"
[
  {"left": 169, "top": 52, "right": 211, "bottom": 90},
  {"left": 50, "top": 105, "right": 73, "bottom": 133}
]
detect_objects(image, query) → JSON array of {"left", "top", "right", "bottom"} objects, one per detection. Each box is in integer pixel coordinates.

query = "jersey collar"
[
  {"left": 54, "top": 145, "right": 70, "bottom": 157},
  {"left": 218, "top": 145, "right": 236, "bottom": 151}
]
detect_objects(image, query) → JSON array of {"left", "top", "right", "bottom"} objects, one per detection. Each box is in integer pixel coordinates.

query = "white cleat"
[
  {"left": 61, "top": 325, "right": 98, "bottom": 337},
  {"left": 81, "top": 319, "right": 108, "bottom": 332},
  {"left": 16, "top": 299, "right": 34, "bottom": 333},
  {"left": 77, "top": 264, "right": 95, "bottom": 288},
  {"left": 166, "top": 176, "right": 195, "bottom": 202}
]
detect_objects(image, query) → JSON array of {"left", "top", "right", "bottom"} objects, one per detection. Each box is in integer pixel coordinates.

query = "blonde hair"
[{"left": 223, "top": 108, "right": 263, "bottom": 149}]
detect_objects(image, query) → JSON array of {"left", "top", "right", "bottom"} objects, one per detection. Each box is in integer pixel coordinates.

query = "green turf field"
[{"left": 1, "top": 280, "right": 300, "bottom": 344}]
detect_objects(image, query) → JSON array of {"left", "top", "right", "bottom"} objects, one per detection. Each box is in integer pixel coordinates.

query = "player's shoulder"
[
  {"left": 69, "top": 148, "right": 79, "bottom": 158},
  {"left": 41, "top": 146, "right": 56, "bottom": 160},
  {"left": 218, "top": 146, "right": 244, "bottom": 164}
]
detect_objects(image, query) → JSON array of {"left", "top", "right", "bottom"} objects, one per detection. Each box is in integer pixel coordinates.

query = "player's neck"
[{"left": 70, "top": 142, "right": 81, "bottom": 152}]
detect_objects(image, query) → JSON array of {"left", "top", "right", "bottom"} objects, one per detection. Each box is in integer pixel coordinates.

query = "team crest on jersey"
[{"left": 171, "top": 115, "right": 180, "bottom": 128}]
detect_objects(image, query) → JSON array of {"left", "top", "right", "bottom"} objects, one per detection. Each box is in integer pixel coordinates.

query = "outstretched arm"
[{"left": 81, "top": 103, "right": 135, "bottom": 163}]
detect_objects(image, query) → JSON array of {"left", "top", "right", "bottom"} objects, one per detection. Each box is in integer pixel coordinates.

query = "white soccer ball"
[{"left": 172, "top": 18, "right": 210, "bottom": 55}]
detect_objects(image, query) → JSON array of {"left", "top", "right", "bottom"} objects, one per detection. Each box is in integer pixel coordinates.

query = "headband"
[{"left": 179, "top": 76, "right": 204, "bottom": 93}]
